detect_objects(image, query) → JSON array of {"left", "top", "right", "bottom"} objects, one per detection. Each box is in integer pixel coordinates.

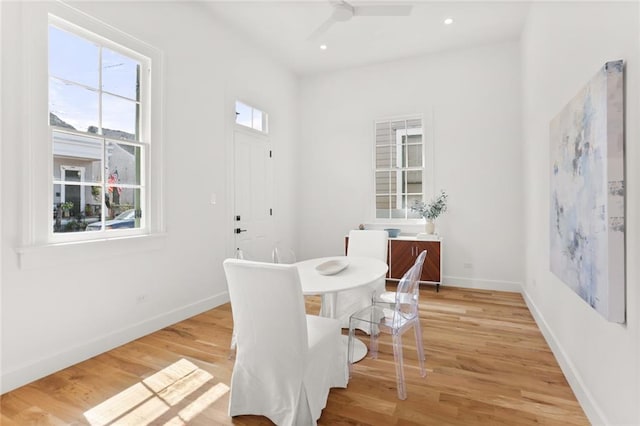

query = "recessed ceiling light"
[
  {"left": 320, "top": 44, "right": 328, "bottom": 50},
  {"left": 444, "top": 18, "right": 454, "bottom": 25}
]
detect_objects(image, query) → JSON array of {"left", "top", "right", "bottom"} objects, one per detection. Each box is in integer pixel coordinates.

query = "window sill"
[
  {"left": 15, "top": 233, "right": 167, "bottom": 270},
  {"left": 364, "top": 221, "right": 425, "bottom": 229}
]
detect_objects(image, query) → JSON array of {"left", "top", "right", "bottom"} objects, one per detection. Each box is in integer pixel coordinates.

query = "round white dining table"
[{"left": 295, "top": 256, "right": 389, "bottom": 362}]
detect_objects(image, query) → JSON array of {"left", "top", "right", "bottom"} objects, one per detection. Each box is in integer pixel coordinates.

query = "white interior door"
[{"left": 233, "top": 129, "right": 274, "bottom": 262}]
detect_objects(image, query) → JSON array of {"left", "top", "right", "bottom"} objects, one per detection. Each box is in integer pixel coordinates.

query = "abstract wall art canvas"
[{"left": 550, "top": 60, "right": 625, "bottom": 323}]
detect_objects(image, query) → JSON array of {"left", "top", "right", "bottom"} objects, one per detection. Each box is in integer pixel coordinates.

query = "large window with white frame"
[
  {"left": 49, "top": 16, "right": 148, "bottom": 236},
  {"left": 375, "top": 116, "right": 426, "bottom": 219}
]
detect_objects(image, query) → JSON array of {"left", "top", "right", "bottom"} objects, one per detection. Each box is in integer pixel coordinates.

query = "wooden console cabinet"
[
  {"left": 388, "top": 238, "right": 442, "bottom": 291},
  {"left": 345, "top": 236, "right": 443, "bottom": 291}
]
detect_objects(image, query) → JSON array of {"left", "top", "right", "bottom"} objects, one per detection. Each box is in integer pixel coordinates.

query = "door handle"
[{"left": 234, "top": 228, "right": 247, "bottom": 234}]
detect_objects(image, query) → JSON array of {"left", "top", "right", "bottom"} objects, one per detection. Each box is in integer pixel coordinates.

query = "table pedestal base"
[{"left": 344, "top": 335, "right": 367, "bottom": 363}]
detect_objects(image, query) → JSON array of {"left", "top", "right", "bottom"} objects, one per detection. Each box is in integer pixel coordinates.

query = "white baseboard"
[
  {"left": 521, "top": 289, "right": 606, "bottom": 425},
  {"left": 1, "top": 291, "right": 230, "bottom": 394},
  {"left": 441, "top": 275, "right": 523, "bottom": 292}
]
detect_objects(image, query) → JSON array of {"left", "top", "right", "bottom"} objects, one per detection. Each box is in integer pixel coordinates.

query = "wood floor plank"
[{"left": 1, "top": 286, "right": 589, "bottom": 425}]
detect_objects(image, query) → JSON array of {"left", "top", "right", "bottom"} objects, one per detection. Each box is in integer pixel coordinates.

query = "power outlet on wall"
[
  {"left": 463, "top": 262, "right": 473, "bottom": 269},
  {"left": 136, "top": 294, "right": 148, "bottom": 304}
]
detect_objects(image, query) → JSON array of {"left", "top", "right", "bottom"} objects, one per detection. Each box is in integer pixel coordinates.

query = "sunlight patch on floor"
[
  {"left": 176, "top": 382, "right": 230, "bottom": 423},
  {"left": 143, "top": 358, "right": 200, "bottom": 393},
  {"left": 84, "top": 382, "right": 152, "bottom": 425},
  {"left": 111, "top": 396, "right": 169, "bottom": 426},
  {"left": 83, "top": 358, "right": 229, "bottom": 425},
  {"left": 158, "top": 368, "right": 213, "bottom": 406}
]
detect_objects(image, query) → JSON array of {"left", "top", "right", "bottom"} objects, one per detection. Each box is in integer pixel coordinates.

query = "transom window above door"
[
  {"left": 375, "top": 116, "right": 428, "bottom": 220},
  {"left": 236, "top": 101, "right": 268, "bottom": 133}
]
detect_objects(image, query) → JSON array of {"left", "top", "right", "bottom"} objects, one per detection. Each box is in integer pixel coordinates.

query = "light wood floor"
[{"left": 1, "top": 285, "right": 588, "bottom": 425}]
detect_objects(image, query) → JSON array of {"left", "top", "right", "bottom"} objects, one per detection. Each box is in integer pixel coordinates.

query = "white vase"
[{"left": 425, "top": 219, "right": 435, "bottom": 235}]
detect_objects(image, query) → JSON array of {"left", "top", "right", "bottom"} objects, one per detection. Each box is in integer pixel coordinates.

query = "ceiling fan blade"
[
  {"left": 353, "top": 5, "right": 413, "bottom": 17},
  {"left": 307, "top": 15, "right": 337, "bottom": 41}
]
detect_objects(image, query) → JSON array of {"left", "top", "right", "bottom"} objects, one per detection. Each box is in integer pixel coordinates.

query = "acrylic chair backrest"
[
  {"left": 347, "top": 230, "right": 388, "bottom": 262},
  {"left": 395, "top": 250, "right": 427, "bottom": 322},
  {"left": 392, "top": 268, "right": 416, "bottom": 324},
  {"left": 235, "top": 248, "right": 247, "bottom": 260},
  {"left": 272, "top": 246, "right": 297, "bottom": 264},
  {"left": 410, "top": 250, "right": 427, "bottom": 285}
]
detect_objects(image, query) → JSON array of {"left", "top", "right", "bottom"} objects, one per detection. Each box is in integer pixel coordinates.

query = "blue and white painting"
[{"left": 550, "top": 60, "right": 625, "bottom": 323}]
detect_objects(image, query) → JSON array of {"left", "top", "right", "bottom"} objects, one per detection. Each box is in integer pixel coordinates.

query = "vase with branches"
[{"left": 410, "top": 190, "right": 448, "bottom": 234}]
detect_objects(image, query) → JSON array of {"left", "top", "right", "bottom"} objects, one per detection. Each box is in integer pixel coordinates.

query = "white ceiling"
[{"left": 202, "top": 1, "right": 531, "bottom": 76}]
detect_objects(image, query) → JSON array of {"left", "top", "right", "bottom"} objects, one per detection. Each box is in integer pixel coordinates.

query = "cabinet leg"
[{"left": 436, "top": 283, "right": 440, "bottom": 292}]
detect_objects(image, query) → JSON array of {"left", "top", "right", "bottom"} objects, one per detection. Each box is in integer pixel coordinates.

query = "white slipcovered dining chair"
[
  {"left": 321, "top": 230, "right": 388, "bottom": 332},
  {"left": 348, "top": 250, "right": 427, "bottom": 400},
  {"left": 228, "top": 247, "right": 249, "bottom": 359},
  {"left": 223, "top": 258, "right": 348, "bottom": 425},
  {"left": 229, "top": 245, "right": 297, "bottom": 359}
]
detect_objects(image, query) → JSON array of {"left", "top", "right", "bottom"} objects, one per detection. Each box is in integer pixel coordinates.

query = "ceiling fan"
[{"left": 308, "top": 1, "right": 413, "bottom": 41}]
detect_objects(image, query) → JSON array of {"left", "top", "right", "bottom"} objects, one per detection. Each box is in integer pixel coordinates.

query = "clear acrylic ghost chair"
[
  {"left": 348, "top": 256, "right": 426, "bottom": 400},
  {"left": 223, "top": 259, "right": 347, "bottom": 425},
  {"left": 235, "top": 248, "right": 245, "bottom": 260},
  {"left": 272, "top": 245, "right": 297, "bottom": 264},
  {"left": 376, "top": 250, "right": 426, "bottom": 304},
  {"left": 322, "top": 230, "right": 388, "bottom": 332}
]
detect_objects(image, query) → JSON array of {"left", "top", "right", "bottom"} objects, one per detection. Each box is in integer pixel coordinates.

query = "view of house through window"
[
  {"left": 49, "top": 19, "right": 147, "bottom": 234},
  {"left": 375, "top": 116, "right": 424, "bottom": 219}
]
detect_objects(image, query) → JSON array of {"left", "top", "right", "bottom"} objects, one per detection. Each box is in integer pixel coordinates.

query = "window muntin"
[
  {"left": 102, "top": 48, "right": 140, "bottom": 99},
  {"left": 375, "top": 117, "right": 424, "bottom": 220},
  {"left": 235, "top": 100, "right": 268, "bottom": 133},
  {"left": 49, "top": 19, "right": 146, "bottom": 236}
]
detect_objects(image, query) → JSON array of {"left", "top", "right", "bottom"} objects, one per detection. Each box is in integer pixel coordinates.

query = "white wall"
[
  {"left": 4, "top": 3, "right": 636, "bottom": 422},
  {"left": 521, "top": 2, "right": 639, "bottom": 424},
  {"left": 297, "top": 41, "right": 523, "bottom": 292},
  {"left": 0, "top": 1, "right": 298, "bottom": 392}
]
